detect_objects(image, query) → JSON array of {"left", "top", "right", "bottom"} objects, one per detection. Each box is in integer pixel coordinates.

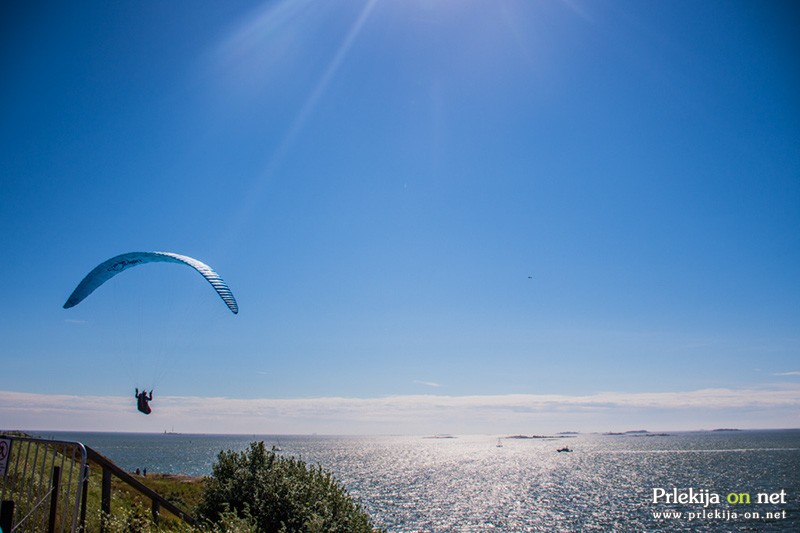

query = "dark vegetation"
[{"left": 197, "top": 442, "right": 378, "bottom": 532}]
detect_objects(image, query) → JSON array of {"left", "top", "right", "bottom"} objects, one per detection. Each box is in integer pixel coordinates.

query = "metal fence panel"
[{"left": 1, "top": 436, "right": 87, "bottom": 533}]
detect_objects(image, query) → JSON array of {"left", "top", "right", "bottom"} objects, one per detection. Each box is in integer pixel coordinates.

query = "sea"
[{"left": 34, "top": 429, "right": 800, "bottom": 532}]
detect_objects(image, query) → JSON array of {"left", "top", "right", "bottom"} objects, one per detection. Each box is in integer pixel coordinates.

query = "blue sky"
[{"left": 1, "top": 0, "right": 798, "bottom": 434}]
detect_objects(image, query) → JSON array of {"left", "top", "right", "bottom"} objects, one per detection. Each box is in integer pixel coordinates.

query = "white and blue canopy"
[{"left": 63, "top": 251, "right": 238, "bottom": 314}]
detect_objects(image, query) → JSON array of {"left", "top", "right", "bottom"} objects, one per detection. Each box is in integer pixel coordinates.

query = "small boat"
[{"left": 557, "top": 447, "right": 572, "bottom": 453}]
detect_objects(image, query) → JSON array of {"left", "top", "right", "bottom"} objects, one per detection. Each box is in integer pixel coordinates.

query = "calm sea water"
[{"left": 38, "top": 430, "right": 799, "bottom": 532}]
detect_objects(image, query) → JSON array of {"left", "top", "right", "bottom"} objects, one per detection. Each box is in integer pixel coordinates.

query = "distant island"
[
  {"left": 604, "top": 430, "right": 670, "bottom": 437},
  {"left": 506, "top": 434, "right": 575, "bottom": 440},
  {"left": 711, "top": 428, "right": 742, "bottom": 432}
]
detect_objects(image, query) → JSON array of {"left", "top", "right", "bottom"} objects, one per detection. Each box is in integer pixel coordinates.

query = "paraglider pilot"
[{"left": 135, "top": 388, "right": 153, "bottom": 415}]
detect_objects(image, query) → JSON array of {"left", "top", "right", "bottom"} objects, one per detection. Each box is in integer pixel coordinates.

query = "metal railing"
[
  {"left": 0, "top": 435, "right": 196, "bottom": 532},
  {"left": 84, "top": 445, "right": 197, "bottom": 528}
]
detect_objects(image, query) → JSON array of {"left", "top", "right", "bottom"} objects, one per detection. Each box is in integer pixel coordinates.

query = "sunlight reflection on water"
[{"left": 286, "top": 432, "right": 800, "bottom": 532}]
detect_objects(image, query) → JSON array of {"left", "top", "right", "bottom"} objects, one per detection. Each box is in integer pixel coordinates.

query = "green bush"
[{"left": 197, "top": 442, "right": 379, "bottom": 533}]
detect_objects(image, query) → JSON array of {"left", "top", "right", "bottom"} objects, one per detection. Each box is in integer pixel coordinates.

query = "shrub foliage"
[{"left": 197, "top": 442, "right": 377, "bottom": 532}]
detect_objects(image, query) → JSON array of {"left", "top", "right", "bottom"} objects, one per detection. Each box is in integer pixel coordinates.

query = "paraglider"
[
  {"left": 136, "top": 388, "right": 153, "bottom": 415},
  {"left": 63, "top": 251, "right": 238, "bottom": 314},
  {"left": 64, "top": 251, "right": 238, "bottom": 414}
]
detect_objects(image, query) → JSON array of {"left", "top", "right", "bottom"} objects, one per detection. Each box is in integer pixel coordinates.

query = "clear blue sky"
[{"left": 1, "top": 0, "right": 798, "bottom": 434}]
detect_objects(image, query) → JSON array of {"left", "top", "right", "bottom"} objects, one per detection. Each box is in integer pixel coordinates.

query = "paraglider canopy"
[{"left": 63, "top": 251, "right": 238, "bottom": 314}]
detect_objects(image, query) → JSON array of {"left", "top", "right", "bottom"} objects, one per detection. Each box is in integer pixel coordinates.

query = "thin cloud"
[
  {"left": 413, "top": 380, "right": 442, "bottom": 388},
  {"left": 774, "top": 371, "right": 800, "bottom": 376},
  {"left": 3, "top": 385, "right": 798, "bottom": 435}
]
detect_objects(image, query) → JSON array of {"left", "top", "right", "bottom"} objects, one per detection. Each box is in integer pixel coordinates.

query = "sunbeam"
[{"left": 217, "top": 0, "right": 380, "bottom": 237}]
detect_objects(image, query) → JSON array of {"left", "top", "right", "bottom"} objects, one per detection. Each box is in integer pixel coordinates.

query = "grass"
[{"left": 83, "top": 471, "right": 208, "bottom": 531}]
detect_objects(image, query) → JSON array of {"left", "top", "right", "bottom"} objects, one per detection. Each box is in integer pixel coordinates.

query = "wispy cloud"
[
  {"left": 774, "top": 371, "right": 800, "bottom": 376},
  {"left": 3, "top": 385, "right": 799, "bottom": 435},
  {"left": 413, "top": 380, "right": 442, "bottom": 388}
]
